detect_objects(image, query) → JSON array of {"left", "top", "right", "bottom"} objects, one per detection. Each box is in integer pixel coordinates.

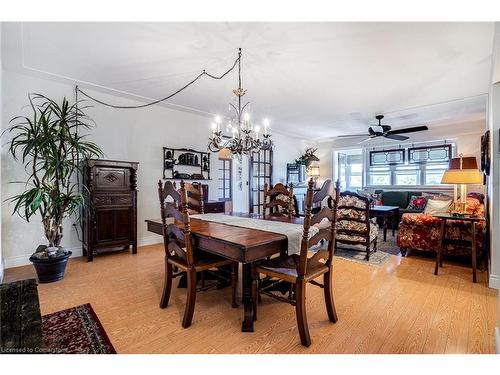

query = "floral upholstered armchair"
[
  {"left": 335, "top": 191, "right": 378, "bottom": 260},
  {"left": 397, "top": 193, "right": 486, "bottom": 257}
]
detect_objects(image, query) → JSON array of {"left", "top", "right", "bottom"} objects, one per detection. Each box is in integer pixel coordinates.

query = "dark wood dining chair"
[
  {"left": 263, "top": 182, "right": 295, "bottom": 219},
  {"left": 158, "top": 180, "right": 238, "bottom": 328},
  {"left": 335, "top": 191, "right": 378, "bottom": 261},
  {"left": 255, "top": 178, "right": 341, "bottom": 347},
  {"left": 172, "top": 181, "right": 204, "bottom": 214}
]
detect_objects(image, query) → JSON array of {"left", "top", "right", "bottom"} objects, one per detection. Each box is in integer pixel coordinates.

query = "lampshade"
[
  {"left": 218, "top": 148, "right": 233, "bottom": 160},
  {"left": 309, "top": 166, "right": 320, "bottom": 177},
  {"left": 440, "top": 169, "right": 483, "bottom": 184},
  {"left": 448, "top": 156, "right": 478, "bottom": 170}
]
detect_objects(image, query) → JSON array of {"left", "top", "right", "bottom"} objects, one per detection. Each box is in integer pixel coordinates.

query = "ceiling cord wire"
[{"left": 76, "top": 51, "right": 241, "bottom": 109}]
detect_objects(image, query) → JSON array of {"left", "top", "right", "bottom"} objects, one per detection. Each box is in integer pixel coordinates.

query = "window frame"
[{"left": 365, "top": 142, "right": 456, "bottom": 189}]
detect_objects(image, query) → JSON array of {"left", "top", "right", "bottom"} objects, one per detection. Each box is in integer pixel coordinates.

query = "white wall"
[
  {"left": 488, "top": 22, "right": 500, "bottom": 352},
  {"left": 1, "top": 69, "right": 306, "bottom": 268}
]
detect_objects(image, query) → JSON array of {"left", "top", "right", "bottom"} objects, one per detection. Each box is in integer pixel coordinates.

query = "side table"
[{"left": 433, "top": 214, "right": 485, "bottom": 283}]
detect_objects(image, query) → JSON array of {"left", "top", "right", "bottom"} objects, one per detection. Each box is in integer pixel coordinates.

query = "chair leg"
[
  {"left": 159, "top": 260, "right": 173, "bottom": 308},
  {"left": 182, "top": 268, "right": 197, "bottom": 328},
  {"left": 251, "top": 266, "right": 258, "bottom": 321},
  {"left": 365, "top": 245, "right": 370, "bottom": 261},
  {"left": 323, "top": 270, "right": 338, "bottom": 323},
  {"left": 295, "top": 279, "right": 311, "bottom": 347},
  {"left": 231, "top": 262, "right": 239, "bottom": 308}
]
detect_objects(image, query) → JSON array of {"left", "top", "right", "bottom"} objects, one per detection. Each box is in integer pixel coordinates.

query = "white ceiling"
[{"left": 2, "top": 22, "right": 495, "bottom": 140}]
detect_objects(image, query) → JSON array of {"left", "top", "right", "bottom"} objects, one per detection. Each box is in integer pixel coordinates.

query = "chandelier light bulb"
[
  {"left": 244, "top": 113, "right": 250, "bottom": 122},
  {"left": 211, "top": 122, "right": 217, "bottom": 131},
  {"left": 215, "top": 115, "right": 221, "bottom": 124},
  {"left": 254, "top": 125, "right": 261, "bottom": 133}
]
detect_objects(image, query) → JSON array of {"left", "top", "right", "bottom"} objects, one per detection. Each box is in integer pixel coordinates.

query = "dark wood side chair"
[
  {"left": 158, "top": 180, "right": 238, "bottom": 328},
  {"left": 255, "top": 178, "right": 341, "bottom": 347},
  {"left": 335, "top": 191, "right": 378, "bottom": 261},
  {"left": 173, "top": 181, "right": 204, "bottom": 214},
  {"left": 311, "top": 179, "right": 334, "bottom": 214},
  {"left": 263, "top": 182, "right": 295, "bottom": 219}
]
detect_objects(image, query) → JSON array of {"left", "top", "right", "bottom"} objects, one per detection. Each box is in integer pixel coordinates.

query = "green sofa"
[{"left": 380, "top": 190, "right": 449, "bottom": 221}]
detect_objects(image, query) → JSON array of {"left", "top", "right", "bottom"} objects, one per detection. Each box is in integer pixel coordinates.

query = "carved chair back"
[
  {"left": 263, "top": 182, "right": 295, "bottom": 219},
  {"left": 171, "top": 181, "right": 204, "bottom": 214},
  {"left": 296, "top": 179, "right": 340, "bottom": 277},
  {"left": 336, "top": 191, "right": 372, "bottom": 247},
  {"left": 158, "top": 180, "right": 196, "bottom": 266},
  {"left": 311, "top": 179, "right": 335, "bottom": 214}
]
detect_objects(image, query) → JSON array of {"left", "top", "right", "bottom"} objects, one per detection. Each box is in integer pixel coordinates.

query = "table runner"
[{"left": 190, "top": 213, "right": 318, "bottom": 253}]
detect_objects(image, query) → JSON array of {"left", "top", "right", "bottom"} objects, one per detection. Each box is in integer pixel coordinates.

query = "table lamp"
[
  {"left": 440, "top": 155, "right": 482, "bottom": 215},
  {"left": 309, "top": 165, "right": 320, "bottom": 188}
]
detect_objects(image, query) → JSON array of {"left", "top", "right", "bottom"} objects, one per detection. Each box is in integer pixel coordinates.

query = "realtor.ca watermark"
[{"left": 0, "top": 346, "right": 78, "bottom": 354}]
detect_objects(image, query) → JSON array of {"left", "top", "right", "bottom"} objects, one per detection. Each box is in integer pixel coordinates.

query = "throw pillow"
[
  {"left": 464, "top": 197, "right": 481, "bottom": 215},
  {"left": 422, "top": 192, "right": 453, "bottom": 201},
  {"left": 423, "top": 199, "right": 452, "bottom": 215},
  {"left": 406, "top": 195, "right": 427, "bottom": 211}
]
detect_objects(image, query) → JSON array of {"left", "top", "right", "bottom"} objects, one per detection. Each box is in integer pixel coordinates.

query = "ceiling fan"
[{"left": 337, "top": 115, "right": 429, "bottom": 144}]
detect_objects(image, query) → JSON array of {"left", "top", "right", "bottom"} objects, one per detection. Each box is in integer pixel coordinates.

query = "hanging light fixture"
[{"left": 208, "top": 48, "right": 273, "bottom": 155}]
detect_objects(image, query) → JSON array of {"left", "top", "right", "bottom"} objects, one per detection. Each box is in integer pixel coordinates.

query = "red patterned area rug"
[{"left": 42, "top": 303, "right": 116, "bottom": 354}]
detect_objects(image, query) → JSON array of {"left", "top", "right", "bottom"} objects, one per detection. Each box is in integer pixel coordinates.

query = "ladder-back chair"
[
  {"left": 255, "top": 178, "right": 341, "bottom": 347},
  {"left": 263, "top": 182, "right": 295, "bottom": 219},
  {"left": 158, "top": 180, "right": 238, "bottom": 328}
]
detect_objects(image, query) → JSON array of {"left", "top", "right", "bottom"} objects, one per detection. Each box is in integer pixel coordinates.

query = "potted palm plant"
[{"left": 6, "top": 93, "right": 103, "bottom": 282}]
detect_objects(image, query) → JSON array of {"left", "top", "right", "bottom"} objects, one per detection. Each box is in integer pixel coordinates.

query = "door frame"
[{"left": 249, "top": 149, "right": 273, "bottom": 214}]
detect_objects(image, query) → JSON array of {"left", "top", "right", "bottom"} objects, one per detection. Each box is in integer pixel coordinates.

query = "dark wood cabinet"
[
  {"left": 83, "top": 159, "right": 138, "bottom": 261},
  {"left": 204, "top": 200, "right": 226, "bottom": 213}
]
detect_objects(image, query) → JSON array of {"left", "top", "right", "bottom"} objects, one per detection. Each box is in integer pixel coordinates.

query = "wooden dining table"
[{"left": 145, "top": 212, "right": 303, "bottom": 332}]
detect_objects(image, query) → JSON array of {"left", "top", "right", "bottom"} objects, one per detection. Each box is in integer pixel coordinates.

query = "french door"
[{"left": 249, "top": 148, "right": 273, "bottom": 214}]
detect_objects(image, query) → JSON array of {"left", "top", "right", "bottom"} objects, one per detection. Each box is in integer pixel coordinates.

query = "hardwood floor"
[{"left": 3, "top": 244, "right": 498, "bottom": 353}]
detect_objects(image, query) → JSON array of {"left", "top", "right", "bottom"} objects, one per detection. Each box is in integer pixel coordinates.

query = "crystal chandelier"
[{"left": 208, "top": 48, "right": 273, "bottom": 155}]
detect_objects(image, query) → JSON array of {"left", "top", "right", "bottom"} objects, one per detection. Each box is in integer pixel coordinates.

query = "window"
[
  {"left": 368, "top": 168, "right": 391, "bottom": 186},
  {"left": 394, "top": 165, "right": 420, "bottom": 186},
  {"left": 424, "top": 163, "right": 448, "bottom": 185},
  {"left": 337, "top": 150, "right": 363, "bottom": 191},
  {"left": 218, "top": 159, "right": 232, "bottom": 201},
  {"left": 365, "top": 142, "right": 455, "bottom": 188}
]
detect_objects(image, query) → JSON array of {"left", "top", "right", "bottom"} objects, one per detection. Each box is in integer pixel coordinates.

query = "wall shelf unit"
[{"left": 163, "top": 147, "right": 211, "bottom": 180}]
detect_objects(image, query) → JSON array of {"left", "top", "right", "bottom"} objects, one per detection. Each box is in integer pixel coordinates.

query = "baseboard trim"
[
  {"left": 489, "top": 273, "right": 500, "bottom": 289},
  {"left": 4, "top": 234, "right": 163, "bottom": 269},
  {"left": 138, "top": 234, "right": 162, "bottom": 247}
]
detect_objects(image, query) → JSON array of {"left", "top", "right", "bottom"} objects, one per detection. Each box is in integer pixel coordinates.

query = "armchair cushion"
[
  {"left": 336, "top": 220, "right": 378, "bottom": 243},
  {"left": 400, "top": 213, "right": 442, "bottom": 227}
]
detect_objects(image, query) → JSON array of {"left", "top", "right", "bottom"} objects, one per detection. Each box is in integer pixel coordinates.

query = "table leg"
[
  {"left": 435, "top": 219, "right": 446, "bottom": 275},
  {"left": 472, "top": 222, "right": 477, "bottom": 283},
  {"left": 241, "top": 262, "right": 255, "bottom": 332},
  {"left": 392, "top": 210, "right": 397, "bottom": 237},
  {"left": 383, "top": 217, "right": 387, "bottom": 242}
]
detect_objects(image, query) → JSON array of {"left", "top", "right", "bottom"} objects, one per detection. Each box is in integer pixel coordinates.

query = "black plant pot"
[{"left": 30, "top": 250, "right": 72, "bottom": 283}]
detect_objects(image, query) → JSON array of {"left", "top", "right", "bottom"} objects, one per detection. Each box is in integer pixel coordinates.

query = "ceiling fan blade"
[
  {"left": 357, "top": 137, "right": 375, "bottom": 144},
  {"left": 386, "top": 125, "right": 428, "bottom": 135},
  {"left": 385, "top": 134, "right": 409, "bottom": 141},
  {"left": 336, "top": 134, "right": 368, "bottom": 138}
]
